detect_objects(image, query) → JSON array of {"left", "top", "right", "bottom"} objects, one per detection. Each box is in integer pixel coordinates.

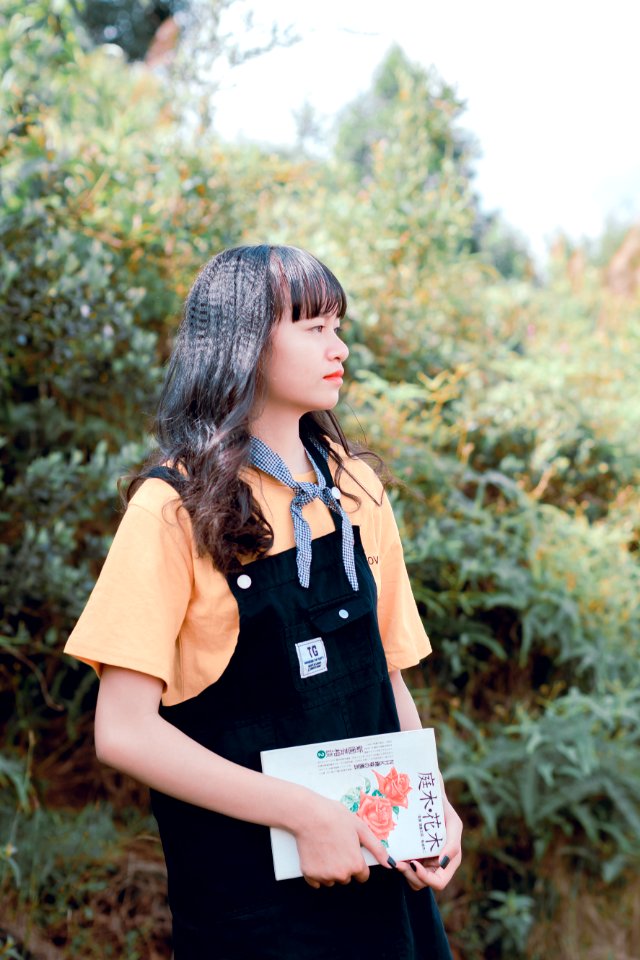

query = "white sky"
[{"left": 212, "top": 0, "right": 640, "bottom": 263}]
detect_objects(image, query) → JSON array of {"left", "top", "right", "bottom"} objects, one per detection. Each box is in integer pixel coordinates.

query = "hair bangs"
[{"left": 270, "top": 246, "right": 347, "bottom": 323}]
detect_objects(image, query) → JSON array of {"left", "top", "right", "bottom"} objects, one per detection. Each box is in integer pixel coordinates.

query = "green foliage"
[
  {"left": 441, "top": 687, "right": 640, "bottom": 861},
  {"left": 0, "top": 935, "right": 24, "bottom": 960},
  {"left": 474, "top": 213, "right": 535, "bottom": 280},
  {"left": 334, "top": 45, "right": 475, "bottom": 186},
  {"left": 0, "top": 797, "right": 166, "bottom": 958},
  {"left": 1, "top": 6, "right": 639, "bottom": 958}
]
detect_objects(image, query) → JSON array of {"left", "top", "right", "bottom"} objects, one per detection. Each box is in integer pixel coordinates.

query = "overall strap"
[
  {"left": 306, "top": 440, "right": 338, "bottom": 491},
  {"left": 143, "top": 465, "right": 184, "bottom": 492}
]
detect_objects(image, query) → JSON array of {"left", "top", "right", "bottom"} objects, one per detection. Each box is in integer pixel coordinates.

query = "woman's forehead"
[
  {"left": 276, "top": 306, "right": 342, "bottom": 324},
  {"left": 288, "top": 283, "right": 346, "bottom": 321},
  {"left": 271, "top": 254, "right": 346, "bottom": 322}
]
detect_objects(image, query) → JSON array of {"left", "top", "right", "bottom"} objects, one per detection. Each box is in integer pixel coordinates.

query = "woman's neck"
[{"left": 249, "top": 411, "right": 312, "bottom": 474}]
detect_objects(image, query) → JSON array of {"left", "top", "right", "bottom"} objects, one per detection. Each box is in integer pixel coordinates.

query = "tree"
[{"left": 334, "top": 45, "right": 477, "bottom": 185}]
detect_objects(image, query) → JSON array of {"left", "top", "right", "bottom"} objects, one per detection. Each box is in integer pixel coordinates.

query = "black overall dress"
[{"left": 148, "top": 459, "right": 452, "bottom": 960}]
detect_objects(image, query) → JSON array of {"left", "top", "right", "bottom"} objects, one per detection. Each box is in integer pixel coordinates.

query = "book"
[{"left": 260, "top": 728, "right": 446, "bottom": 881}]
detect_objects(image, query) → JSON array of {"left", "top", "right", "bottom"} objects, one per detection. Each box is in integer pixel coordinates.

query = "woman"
[{"left": 65, "top": 245, "right": 462, "bottom": 958}]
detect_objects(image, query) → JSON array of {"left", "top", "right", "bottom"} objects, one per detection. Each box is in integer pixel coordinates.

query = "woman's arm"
[
  {"left": 95, "top": 665, "right": 393, "bottom": 888},
  {"left": 389, "top": 668, "right": 423, "bottom": 730},
  {"left": 389, "top": 669, "right": 463, "bottom": 892}
]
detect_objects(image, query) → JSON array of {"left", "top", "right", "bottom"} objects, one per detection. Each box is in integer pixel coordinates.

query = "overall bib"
[{"left": 148, "top": 459, "right": 452, "bottom": 960}]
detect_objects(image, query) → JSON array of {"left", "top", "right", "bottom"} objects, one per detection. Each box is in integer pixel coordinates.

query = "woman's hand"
[
  {"left": 395, "top": 788, "right": 463, "bottom": 892},
  {"left": 292, "top": 795, "right": 393, "bottom": 889}
]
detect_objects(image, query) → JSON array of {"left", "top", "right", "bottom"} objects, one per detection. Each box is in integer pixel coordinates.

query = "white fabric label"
[{"left": 295, "top": 637, "right": 328, "bottom": 678}]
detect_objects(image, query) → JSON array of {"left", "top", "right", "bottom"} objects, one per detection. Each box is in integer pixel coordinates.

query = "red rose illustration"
[
  {"left": 357, "top": 791, "right": 396, "bottom": 841},
  {"left": 374, "top": 767, "right": 412, "bottom": 808}
]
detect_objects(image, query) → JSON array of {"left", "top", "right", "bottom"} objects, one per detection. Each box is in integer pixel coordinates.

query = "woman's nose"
[{"left": 331, "top": 331, "right": 349, "bottom": 362}]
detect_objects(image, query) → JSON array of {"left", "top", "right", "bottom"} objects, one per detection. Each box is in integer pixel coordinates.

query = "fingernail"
[
  {"left": 439, "top": 855, "right": 450, "bottom": 869},
  {"left": 409, "top": 861, "right": 418, "bottom": 873},
  {"left": 387, "top": 856, "right": 397, "bottom": 869}
]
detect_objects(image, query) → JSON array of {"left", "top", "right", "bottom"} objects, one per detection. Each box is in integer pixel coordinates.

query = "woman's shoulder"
[{"left": 124, "top": 475, "right": 194, "bottom": 546}]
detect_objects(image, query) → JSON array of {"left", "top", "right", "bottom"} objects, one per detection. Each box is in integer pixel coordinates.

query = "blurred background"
[{"left": 1, "top": 1, "right": 639, "bottom": 958}]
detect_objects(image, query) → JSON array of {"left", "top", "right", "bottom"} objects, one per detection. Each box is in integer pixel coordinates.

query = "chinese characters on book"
[{"left": 417, "top": 771, "right": 444, "bottom": 854}]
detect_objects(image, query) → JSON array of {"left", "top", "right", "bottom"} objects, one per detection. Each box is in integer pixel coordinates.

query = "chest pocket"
[
  {"left": 285, "top": 592, "right": 383, "bottom": 699},
  {"left": 309, "top": 593, "right": 372, "bottom": 633}
]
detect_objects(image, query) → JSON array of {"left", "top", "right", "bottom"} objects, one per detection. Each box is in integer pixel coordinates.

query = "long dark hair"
[{"left": 126, "top": 244, "right": 384, "bottom": 574}]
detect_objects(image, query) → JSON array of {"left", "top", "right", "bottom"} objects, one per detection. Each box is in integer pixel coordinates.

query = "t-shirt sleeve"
[
  {"left": 375, "top": 491, "right": 431, "bottom": 670},
  {"left": 63, "top": 483, "right": 193, "bottom": 690}
]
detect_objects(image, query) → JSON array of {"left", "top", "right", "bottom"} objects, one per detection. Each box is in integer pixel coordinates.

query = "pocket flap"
[{"left": 309, "top": 594, "right": 372, "bottom": 633}]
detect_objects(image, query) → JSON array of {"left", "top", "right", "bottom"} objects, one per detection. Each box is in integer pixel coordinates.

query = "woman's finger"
[
  {"left": 432, "top": 825, "right": 462, "bottom": 878},
  {"left": 354, "top": 818, "right": 396, "bottom": 871},
  {"left": 394, "top": 847, "right": 461, "bottom": 892},
  {"left": 413, "top": 851, "right": 461, "bottom": 891},
  {"left": 394, "top": 859, "right": 424, "bottom": 891},
  {"left": 419, "top": 855, "right": 440, "bottom": 868}
]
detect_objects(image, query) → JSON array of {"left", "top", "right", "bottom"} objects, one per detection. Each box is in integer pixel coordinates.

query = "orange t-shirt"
[{"left": 64, "top": 452, "right": 431, "bottom": 706}]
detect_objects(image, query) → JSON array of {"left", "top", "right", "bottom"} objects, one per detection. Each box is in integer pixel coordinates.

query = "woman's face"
[{"left": 260, "top": 309, "right": 349, "bottom": 417}]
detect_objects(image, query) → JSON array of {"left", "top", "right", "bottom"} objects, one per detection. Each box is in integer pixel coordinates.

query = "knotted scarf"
[{"left": 249, "top": 436, "right": 359, "bottom": 592}]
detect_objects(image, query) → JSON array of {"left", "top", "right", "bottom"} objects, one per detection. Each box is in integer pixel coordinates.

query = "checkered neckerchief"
[{"left": 248, "top": 436, "right": 359, "bottom": 592}]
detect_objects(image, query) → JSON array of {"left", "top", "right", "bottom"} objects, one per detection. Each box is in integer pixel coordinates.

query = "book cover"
[{"left": 260, "top": 728, "right": 446, "bottom": 881}]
